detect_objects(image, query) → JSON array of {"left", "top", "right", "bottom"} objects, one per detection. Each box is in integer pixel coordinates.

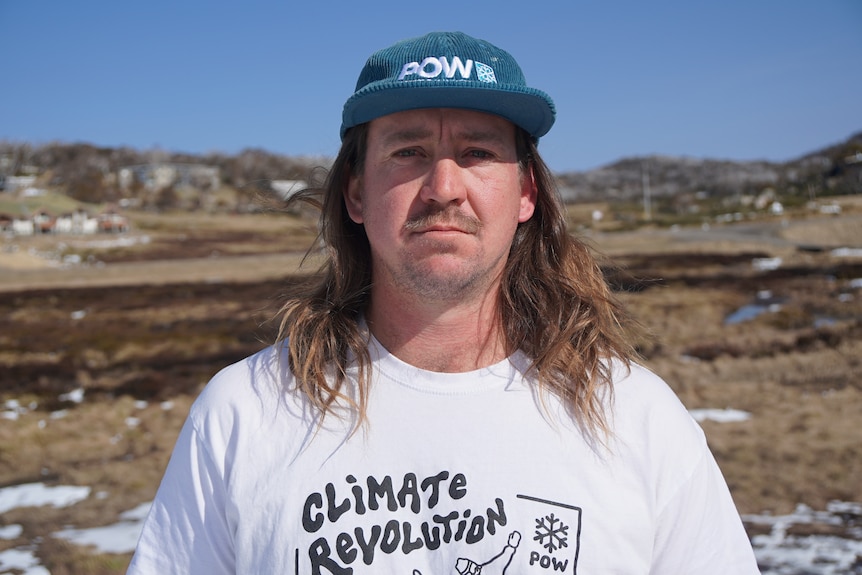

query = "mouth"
[{"left": 417, "top": 224, "right": 469, "bottom": 234}]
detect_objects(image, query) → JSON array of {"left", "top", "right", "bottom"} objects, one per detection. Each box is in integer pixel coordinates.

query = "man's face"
[{"left": 345, "top": 108, "right": 537, "bottom": 303}]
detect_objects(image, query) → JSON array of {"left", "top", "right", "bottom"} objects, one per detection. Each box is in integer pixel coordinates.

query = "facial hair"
[
  {"left": 403, "top": 204, "right": 481, "bottom": 235},
  {"left": 382, "top": 205, "right": 506, "bottom": 302}
]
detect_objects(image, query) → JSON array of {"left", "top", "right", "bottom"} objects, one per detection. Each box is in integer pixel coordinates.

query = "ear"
[
  {"left": 344, "top": 171, "right": 364, "bottom": 224},
  {"left": 518, "top": 162, "right": 538, "bottom": 223}
]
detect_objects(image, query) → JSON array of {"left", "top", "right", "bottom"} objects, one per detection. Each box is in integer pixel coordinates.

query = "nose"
[{"left": 419, "top": 157, "right": 466, "bottom": 206}]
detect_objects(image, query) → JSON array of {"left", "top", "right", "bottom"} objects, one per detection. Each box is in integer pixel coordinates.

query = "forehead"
[{"left": 367, "top": 108, "right": 517, "bottom": 145}]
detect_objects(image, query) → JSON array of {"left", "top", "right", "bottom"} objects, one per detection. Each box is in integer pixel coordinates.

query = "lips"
[{"left": 418, "top": 223, "right": 469, "bottom": 233}]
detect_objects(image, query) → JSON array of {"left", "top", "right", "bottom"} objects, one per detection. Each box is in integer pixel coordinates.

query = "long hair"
[{"left": 277, "top": 123, "right": 636, "bottom": 437}]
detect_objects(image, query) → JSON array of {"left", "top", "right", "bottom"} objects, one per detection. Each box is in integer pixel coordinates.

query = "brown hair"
[{"left": 277, "top": 124, "right": 636, "bottom": 438}]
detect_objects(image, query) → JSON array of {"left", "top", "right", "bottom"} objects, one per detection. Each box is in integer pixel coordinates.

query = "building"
[{"left": 118, "top": 163, "right": 221, "bottom": 191}]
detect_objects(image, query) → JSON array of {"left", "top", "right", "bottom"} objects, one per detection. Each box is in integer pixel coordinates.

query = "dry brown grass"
[{"left": 1, "top": 204, "right": 860, "bottom": 572}]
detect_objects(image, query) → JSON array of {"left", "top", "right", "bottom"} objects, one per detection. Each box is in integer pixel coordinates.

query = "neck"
[{"left": 365, "top": 288, "right": 508, "bottom": 373}]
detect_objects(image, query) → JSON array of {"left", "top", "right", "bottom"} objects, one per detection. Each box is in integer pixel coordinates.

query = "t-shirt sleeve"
[
  {"left": 126, "top": 413, "right": 235, "bottom": 575},
  {"left": 651, "top": 440, "right": 761, "bottom": 573}
]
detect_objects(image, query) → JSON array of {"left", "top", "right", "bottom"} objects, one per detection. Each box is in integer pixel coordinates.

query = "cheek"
[
  {"left": 358, "top": 190, "right": 405, "bottom": 243},
  {"left": 481, "top": 180, "right": 528, "bottom": 226},
  {"left": 362, "top": 178, "right": 417, "bottom": 221}
]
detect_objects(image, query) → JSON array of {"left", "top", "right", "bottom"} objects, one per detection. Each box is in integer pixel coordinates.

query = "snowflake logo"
[
  {"left": 475, "top": 61, "right": 497, "bottom": 83},
  {"left": 533, "top": 513, "right": 569, "bottom": 553}
]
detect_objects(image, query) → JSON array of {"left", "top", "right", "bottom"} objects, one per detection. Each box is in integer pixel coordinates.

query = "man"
[{"left": 128, "top": 32, "right": 760, "bottom": 574}]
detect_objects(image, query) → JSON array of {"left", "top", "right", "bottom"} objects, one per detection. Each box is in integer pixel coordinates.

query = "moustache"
[{"left": 403, "top": 207, "right": 481, "bottom": 234}]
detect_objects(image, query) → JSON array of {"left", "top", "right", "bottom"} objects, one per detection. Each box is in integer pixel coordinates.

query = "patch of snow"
[
  {"left": 58, "top": 388, "right": 84, "bottom": 403},
  {"left": 72, "top": 235, "right": 150, "bottom": 250},
  {"left": 746, "top": 502, "right": 862, "bottom": 574},
  {"left": 54, "top": 502, "right": 151, "bottom": 554},
  {"left": 689, "top": 408, "right": 752, "bottom": 423},
  {"left": 54, "top": 508, "right": 147, "bottom": 554},
  {"left": 2, "top": 399, "right": 31, "bottom": 420},
  {"left": 831, "top": 248, "right": 862, "bottom": 258},
  {"left": 0, "top": 482, "right": 91, "bottom": 515},
  {"left": 753, "top": 257, "right": 782, "bottom": 271},
  {"left": 0, "top": 547, "right": 51, "bottom": 575},
  {"left": 121, "top": 502, "right": 152, "bottom": 521},
  {"left": 0, "top": 524, "right": 23, "bottom": 539}
]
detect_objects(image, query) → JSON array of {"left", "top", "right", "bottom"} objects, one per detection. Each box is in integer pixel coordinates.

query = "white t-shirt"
[{"left": 128, "top": 337, "right": 759, "bottom": 574}]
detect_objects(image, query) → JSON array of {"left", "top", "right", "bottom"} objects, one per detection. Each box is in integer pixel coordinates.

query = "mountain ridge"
[{"left": 555, "top": 130, "right": 862, "bottom": 202}]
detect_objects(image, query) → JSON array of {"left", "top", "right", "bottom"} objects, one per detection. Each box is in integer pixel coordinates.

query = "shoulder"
[
  {"left": 187, "top": 344, "right": 294, "bottom": 430},
  {"left": 611, "top": 360, "right": 692, "bottom": 416},
  {"left": 606, "top": 359, "right": 708, "bottom": 465}
]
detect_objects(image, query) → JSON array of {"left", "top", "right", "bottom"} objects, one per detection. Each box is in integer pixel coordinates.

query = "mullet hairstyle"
[{"left": 277, "top": 123, "right": 637, "bottom": 439}]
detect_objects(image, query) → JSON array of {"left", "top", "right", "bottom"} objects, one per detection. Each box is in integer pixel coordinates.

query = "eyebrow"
[
  {"left": 379, "top": 126, "right": 513, "bottom": 148},
  {"left": 379, "top": 127, "right": 434, "bottom": 148},
  {"left": 457, "top": 128, "right": 512, "bottom": 147}
]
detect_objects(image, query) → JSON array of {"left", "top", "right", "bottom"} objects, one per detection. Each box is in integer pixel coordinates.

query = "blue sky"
[{"left": 1, "top": 1, "right": 860, "bottom": 172}]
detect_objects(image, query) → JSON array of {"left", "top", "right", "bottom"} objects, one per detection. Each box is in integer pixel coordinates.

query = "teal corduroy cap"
[{"left": 340, "top": 31, "right": 555, "bottom": 140}]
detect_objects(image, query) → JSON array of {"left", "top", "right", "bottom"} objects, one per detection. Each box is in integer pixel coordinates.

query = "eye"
[
  {"left": 465, "top": 149, "right": 495, "bottom": 160},
  {"left": 394, "top": 148, "right": 420, "bottom": 158}
]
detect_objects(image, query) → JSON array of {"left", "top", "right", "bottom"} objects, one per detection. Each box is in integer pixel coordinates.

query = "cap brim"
[{"left": 341, "top": 83, "right": 555, "bottom": 140}]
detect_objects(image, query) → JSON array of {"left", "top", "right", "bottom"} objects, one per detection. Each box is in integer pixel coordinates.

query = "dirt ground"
[{"left": 1, "top": 203, "right": 861, "bottom": 573}]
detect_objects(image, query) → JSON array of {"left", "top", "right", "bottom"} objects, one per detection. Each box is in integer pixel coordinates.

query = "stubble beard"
[
  {"left": 393, "top": 250, "right": 503, "bottom": 303},
  {"left": 391, "top": 207, "right": 503, "bottom": 303}
]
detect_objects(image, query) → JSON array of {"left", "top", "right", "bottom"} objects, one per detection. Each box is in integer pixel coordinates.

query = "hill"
[
  {"left": 556, "top": 131, "right": 862, "bottom": 204},
  {"left": 1, "top": 131, "right": 860, "bottom": 216}
]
